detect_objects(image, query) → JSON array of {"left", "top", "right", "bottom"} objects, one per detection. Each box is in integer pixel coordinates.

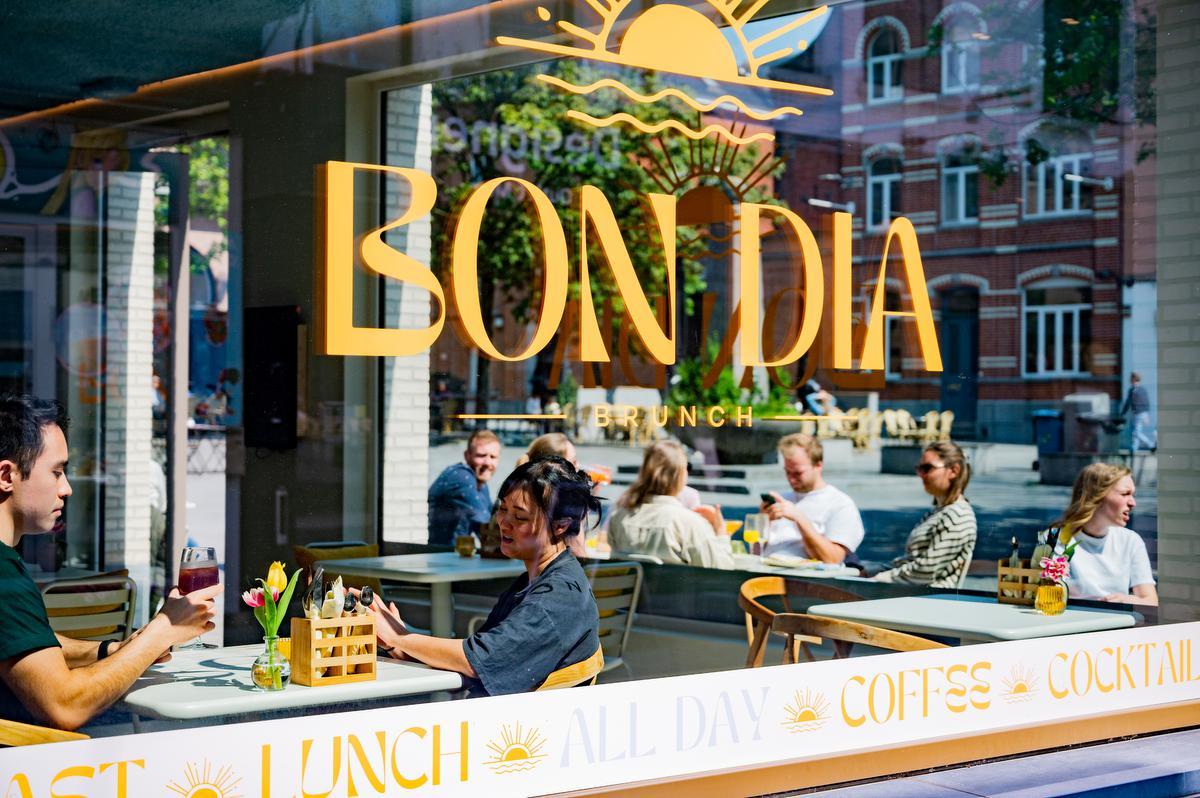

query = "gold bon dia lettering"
[
  {"left": 739, "top": 203, "right": 823, "bottom": 368},
  {"left": 858, "top": 217, "right": 942, "bottom": 372},
  {"left": 321, "top": 161, "right": 443, "bottom": 357},
  {"left": 317, "top": 162, "right": 941, "bottom": 372},
  {"left": 452, "top": 177, "right": 568, "bottom": 361},
  {"left": 578, "top": 185, "right": 677, "bottom": 365}
]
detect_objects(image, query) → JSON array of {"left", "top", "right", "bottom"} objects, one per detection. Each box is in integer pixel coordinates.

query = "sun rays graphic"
[
  {"left": 1001, "top": 665, "right": 1040, "bottom": 704},
  {"left": 484, "top": 722, "right": 549, "bottom": 775},
  {"left": 498, "top": 1, "right": 833, "bottom": 144},
  {"left": 165, "top": 760, "right": 242, "bottom": 798},
  {"left": 781, "top": 689, "right": 831, "bottom": 733}
]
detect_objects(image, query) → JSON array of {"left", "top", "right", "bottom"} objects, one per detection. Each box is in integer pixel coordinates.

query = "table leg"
[
  {"left": 132, "top": 714, "right": 143, "bottom": 734},
  {"left": 430, "top": 583, "right": 454, "bottom": 638}
]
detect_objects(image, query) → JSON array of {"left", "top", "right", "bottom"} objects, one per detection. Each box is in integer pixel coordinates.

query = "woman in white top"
[
  {"left": 1055, "top": 463, "right": 1156, "bottom": 606},
  {"left": 607, "top": 441, "right": 734, "bottom": 569}
]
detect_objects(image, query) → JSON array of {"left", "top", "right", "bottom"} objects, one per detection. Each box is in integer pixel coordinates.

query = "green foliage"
[
  {"left": 556, "top": 368, "right": 579, "bottom": 409},
  {"left": 667, "top": 338, "right": 795, "bottom": 415}
]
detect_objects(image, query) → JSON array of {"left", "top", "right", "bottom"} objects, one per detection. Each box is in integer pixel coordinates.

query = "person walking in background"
[
  {"left": 873, "top": 440, "right": 976, "bottom": 588},
  {"left": 427, "top": 429, "right": 501, "bottom": 546},
  {"left": 1121, "top": 372, "right": 1156, "bottom": 452},
  {"left": 761, "top": 434, "right": 864, "bottom": 564},
  {"left": 1050, "top": 463, "right": 1156, "bottom": 606},
  {"left": 608, "top": 441, "right": 733, "bottom": 569}
]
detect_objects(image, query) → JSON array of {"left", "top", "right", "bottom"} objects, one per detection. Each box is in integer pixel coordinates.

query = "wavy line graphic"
[
  {"left": 538, "top": 75, "right": 804, "bottom": 120},
  {"left": 565, "top": 111, "right": 774, "bottom": 144}
]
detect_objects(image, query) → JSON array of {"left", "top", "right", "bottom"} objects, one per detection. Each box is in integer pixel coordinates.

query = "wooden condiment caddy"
[
  {"left": 289, "top": 615, "right": 376, "bottom": 686},
  {"left": 996, "top": 559, "right": 1042, "bottom": 606}
]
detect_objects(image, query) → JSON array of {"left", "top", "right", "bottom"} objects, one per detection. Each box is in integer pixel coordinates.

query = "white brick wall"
[
  {"left": 1156, "top": 0, "right": 1200, "bottom": 622},
  {"left": 380, "top": 84, "right": 434, "bottom": 543},
  {"left": 103, "top": 171, "right": 156, "bottom": 620}
]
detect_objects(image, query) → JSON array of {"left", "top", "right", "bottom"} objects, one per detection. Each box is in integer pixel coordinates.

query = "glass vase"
[
  {"left": 252, "top": 635, "right": 291, "bottom": 691},
  {"left": 1034, "top": 582, "right": 1067, "bottom": 616}
]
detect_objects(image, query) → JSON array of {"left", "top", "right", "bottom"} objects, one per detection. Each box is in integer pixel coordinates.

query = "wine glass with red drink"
[{"left": 178, "top": 546, "right": 219, "bottom": 649}]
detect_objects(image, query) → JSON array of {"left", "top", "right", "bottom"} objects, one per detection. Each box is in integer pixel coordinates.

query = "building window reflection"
[
  {"left": 866, "top": 27, "right": 904, "bottom": 104},
  {"left": 940, "top": 12, "right": 983, "bottom": 94},
  {"left": 1023, "top": 282, "right": 1093, "bottom": 376},
  {"left": 941, "top": 151, "right": 979, "bottom": 225},
  {"left": 867, "top": 157, "right": 902, "bottom": 230}
]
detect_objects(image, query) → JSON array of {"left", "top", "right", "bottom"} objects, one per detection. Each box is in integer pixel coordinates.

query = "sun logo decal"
[
  {"left": 1001, "top": 665, "right": 1039, "bottom": 703},
  {"left": 484, "top": 722, "right": 549, "bottom": 774},
  {"left": 498, "top": 1, "right": 833, "bottom": 145},
  {"left": 781, "top": 688, "right": 830, "bottom": 733},
  {"left": 165, "top": 760, "right": 242, "bottom": 798}
]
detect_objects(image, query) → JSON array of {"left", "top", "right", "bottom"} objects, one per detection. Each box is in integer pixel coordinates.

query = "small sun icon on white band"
[{"left": 165, "top": 760, "right": 242, "bottom": 798}]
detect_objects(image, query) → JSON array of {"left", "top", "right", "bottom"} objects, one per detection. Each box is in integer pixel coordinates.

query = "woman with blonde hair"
[
  {"left": 1052, "top": 463, "right": 1156, "bottom": 605},
  {"left": 874, "top": 440, "right": 976, "bottom": 588},
  {"left": 516, "top": 433, "right": 576, "bottom": 467},
  {"left": 607, "top": 441, "right": 734, "bottom": 569}
]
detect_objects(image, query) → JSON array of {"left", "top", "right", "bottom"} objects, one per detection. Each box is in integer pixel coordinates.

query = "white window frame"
[
  {"left": 942, "top": 157, "right": 979, "bottom": 225},
  {"left": 941, "top": 36, "right": 980, "bottom": 94},
  {"left": 1021, "top": 282, "right": 1091, "bottom": 377},
  {"left": 867, "top": 32, "right": 904, "bottom": 104},
  {"left": 867, "top": 160, "right": 902, "bottom": 230},
  {"left": 1026, "top": 152, "right": 1092, "bottom": 217}
]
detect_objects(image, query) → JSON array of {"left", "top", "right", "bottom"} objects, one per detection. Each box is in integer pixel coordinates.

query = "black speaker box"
[{"left": 244, "top": 305, "right": 301, "bottom": 449}]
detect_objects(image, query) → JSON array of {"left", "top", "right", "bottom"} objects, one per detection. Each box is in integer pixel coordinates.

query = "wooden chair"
[
  {"left": 588, "top": 561, "right": 643, "bottom": 677},
  {"left": 938, "top": 410, "right": 955, "bottom": 441},
  {"left": 536, "top": 646, "right": 604, "bottom": 690},
  {"left": 293, "top": 541, "right": 382, "bottom": 597},
  {"left": 40, "top": 575, "right": 136, "bottom": 642},
  {"left": 0, "top": 719, "right": 88, "bottom": 747},
  {"left": 771, "top": 612, "right": 948, "bottom": 662},
  {"left": 738, "top": 576, "right": 863, "bottom": 667}
]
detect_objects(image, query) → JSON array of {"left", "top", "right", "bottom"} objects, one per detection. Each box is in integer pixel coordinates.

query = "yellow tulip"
[{"left": 266, "top": 561, "right": 288, "bottom": 596}]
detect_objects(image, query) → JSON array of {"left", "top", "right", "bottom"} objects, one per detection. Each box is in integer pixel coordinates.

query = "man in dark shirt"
[
  {"left": 427, "top": 429, "right": 500, "bottom": 545},
  {"left": 0, "top": 395, "right": 218, "bottom": 730},
  {"left": 1120, "top": 372, "right": 1156, "bottom": 452}
]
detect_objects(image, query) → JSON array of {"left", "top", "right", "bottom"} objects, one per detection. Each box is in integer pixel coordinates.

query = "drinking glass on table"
[
  {"left": 178, "top": 546, "right": 219, "bottom": 649},
  {"left": 743, "top": 513, "right": 769, "bottom": 558}
]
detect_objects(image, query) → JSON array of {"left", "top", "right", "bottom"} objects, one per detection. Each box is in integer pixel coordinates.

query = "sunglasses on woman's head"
[{"left": 915, "top": 463, "right": 945, "bottom": 475}]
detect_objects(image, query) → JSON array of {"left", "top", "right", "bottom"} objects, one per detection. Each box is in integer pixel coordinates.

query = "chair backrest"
[
  {"left": 771, "top": 612, "right": 947, "bottom": 662},
  {"left": 738, "top": 576, "right": 863, "bottom": 667},
  {"left": 584, "top": 561, "right": 643, "bottom": 668},
  {"left": 293, "top": 542, "right": 382, "bottom": 595},
  {"left": 536, "top": 646, "right": 604, "bottom": 690},
  {"left": 0, "top": 718, "right": 88, "bottom": 747},
  {"left": 939, "top": 410, "right": 956, "bottom": 439},
  {"left": 41, "top": 575, "right": 136, "bottom": 641}
]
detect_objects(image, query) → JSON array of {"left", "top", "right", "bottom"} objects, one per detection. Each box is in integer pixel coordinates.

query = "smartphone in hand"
[{"left": 760, "top": 492, "right": 777, "bottom": 506}]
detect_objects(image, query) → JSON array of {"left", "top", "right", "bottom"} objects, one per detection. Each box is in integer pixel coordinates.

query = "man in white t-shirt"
[{"left": 761, "top": 433, "right": 865, "bottom": 563}]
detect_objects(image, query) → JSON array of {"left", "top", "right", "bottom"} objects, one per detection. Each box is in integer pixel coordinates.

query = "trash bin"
[{"left": 1032, "top": 409, "right": 1064, "bottom": 456}]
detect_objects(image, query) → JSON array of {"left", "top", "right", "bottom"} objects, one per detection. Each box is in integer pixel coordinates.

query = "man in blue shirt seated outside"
[
  {"left": 427, "top": 429, "right": 501, "bottom": 545},
  {"left": 0, "top": 395, "right": 219, "bottom": 730}
]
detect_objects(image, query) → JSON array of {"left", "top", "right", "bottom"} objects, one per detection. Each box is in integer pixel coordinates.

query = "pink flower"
[
  {"left": 1039, "top": 555, "right": 1070, "bottom": 583},
  {"left": 242, "top": 587, "right": 265, "bottom": 608}
]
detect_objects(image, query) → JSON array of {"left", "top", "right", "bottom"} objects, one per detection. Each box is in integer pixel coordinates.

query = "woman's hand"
[
  {"left": 693, "top": 504, "right": 725, "bottom": 535},
  {"left": 350, "top": 588, "right": 409, "bottom": 655}
]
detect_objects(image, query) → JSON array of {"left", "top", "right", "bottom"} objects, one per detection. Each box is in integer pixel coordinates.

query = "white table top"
[
  {"left": 808, "top": 594, "right": 1140, "bottom": 642},
  {"left": 320, "top": 552, "right": 525, "bottom": 584},
  {"left": 119, "top": 644, "right": 463, "bottom": 720}
]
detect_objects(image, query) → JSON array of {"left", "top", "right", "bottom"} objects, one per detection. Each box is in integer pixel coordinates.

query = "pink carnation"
[{"left": 1039, "top": 555, "right": 1070, "bottom": 583}]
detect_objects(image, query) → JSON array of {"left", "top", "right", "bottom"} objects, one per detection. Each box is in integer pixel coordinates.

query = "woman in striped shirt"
[{"left": 874, "top": 441, "right": 977, "bottom": 588}]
